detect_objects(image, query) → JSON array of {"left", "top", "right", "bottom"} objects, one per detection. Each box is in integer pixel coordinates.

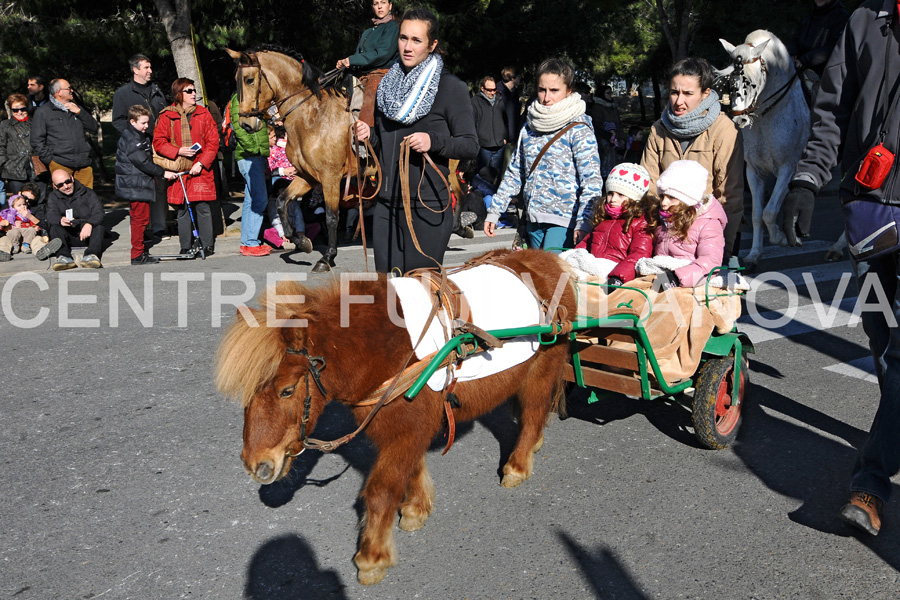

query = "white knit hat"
[
  {"left": 605, "top": 163, "right": 651, "bottom": 201},
  {"left": 656, "top": 160, "right": 709, "bottom": 207}
]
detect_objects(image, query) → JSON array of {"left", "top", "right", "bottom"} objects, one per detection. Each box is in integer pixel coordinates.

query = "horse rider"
[
  {"left": 787, "top": 0, "right": 850, "bottom": 105},
  {"left": 336, "top": 0, "right": 400, "bottom": 128}
]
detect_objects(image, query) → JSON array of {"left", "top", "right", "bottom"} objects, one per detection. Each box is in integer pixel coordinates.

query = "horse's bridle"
[
  {"left": 283, "top": 347, "right": 328, "bottom": 458},
  {"left": 725, "top": 50, "right": 798, "bottom": 121},
  {"left": 726, "top": 54, "right": 767, "bottom": 117},
  {"left": 235, "top": 51, "right": 318, "bottom": 122}
]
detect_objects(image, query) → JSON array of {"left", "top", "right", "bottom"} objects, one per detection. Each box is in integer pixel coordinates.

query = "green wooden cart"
[{"left": 405, "top": 268, "right": 754, "bottom": 449}]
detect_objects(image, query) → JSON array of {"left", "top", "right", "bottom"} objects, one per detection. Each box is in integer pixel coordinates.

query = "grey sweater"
[{"left": 794, "top": 0, "right": 900, "bottom": 203}]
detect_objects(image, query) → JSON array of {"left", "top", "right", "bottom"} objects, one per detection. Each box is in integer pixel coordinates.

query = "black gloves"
[
  {"left": 782, "top": 179, "right": 817, "bottom": 246},
  {"left": 653, "top": 270, "right": 680, "bottom": 292}
]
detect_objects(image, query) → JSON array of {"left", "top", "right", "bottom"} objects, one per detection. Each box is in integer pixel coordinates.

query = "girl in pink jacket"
[{"left": 647, "top": 160, "right": 727, "bottom": 287}]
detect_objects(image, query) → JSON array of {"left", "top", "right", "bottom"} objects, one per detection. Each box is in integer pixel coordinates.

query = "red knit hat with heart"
[{"left": 605, "top": 163, "right": 651, "bottom": 201}]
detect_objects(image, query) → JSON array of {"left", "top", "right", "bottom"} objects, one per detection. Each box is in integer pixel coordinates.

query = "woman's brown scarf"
[{"left": 172, "top": 103, "right": 197, "bottom": 148}]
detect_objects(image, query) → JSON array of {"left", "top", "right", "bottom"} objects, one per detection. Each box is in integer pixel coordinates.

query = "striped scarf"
[
  {"left": 377, "top": 53, "right": 443, "bottom": 125},
  {"left": 170, "top": 103, "right": 196, "bottom": 148}
]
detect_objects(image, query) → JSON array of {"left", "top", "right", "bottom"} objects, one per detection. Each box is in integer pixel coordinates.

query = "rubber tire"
[{"left": 692, "top": 355, "right": 749, "bottom": 449}]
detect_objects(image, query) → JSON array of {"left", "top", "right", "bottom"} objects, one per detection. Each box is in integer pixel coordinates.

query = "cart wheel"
[{"left": 692, "top": 355, "right": 749, "bottom": 449}]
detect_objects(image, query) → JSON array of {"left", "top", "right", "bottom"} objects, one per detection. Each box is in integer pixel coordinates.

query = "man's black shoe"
[{"left": 131, "top": 252, "right": 160, "bottom": 265}]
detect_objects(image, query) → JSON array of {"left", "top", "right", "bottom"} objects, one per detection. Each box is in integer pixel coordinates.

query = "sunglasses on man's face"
[
  {"left": 483, "top": 87, "right": 497, "bottom": 93},
  {"left": 55, "top": 178, "right": 74, "bottom": 189}
]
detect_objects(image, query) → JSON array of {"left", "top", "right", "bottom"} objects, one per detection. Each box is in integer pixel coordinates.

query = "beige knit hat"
[
  {"left": 605, "top": 163, "right": 651, "bottom": 201},
  {"left": 656, "top": 160, "right": 709, "bottom": 207}
]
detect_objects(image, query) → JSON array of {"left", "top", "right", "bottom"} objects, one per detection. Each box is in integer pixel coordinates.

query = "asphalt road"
[{"left": 1, "top": 195, "right": 898, "bottom": 599}]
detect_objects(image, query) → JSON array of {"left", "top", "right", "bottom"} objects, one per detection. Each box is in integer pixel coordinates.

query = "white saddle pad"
[{"left": 389, "top": 264, "right": 543, "bottom": 391}]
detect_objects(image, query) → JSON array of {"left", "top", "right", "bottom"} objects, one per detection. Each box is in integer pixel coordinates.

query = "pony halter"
[{"left": 283, "top": 347, "right": 328, "bottom": 458}]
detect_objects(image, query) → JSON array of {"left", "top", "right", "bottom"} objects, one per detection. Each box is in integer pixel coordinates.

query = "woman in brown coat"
[
  {"left": 641, "top": 57, "right": 744, "bottom": 263},
  {"left": 153, "top": 78, "right": 219, "bottom": 255}
]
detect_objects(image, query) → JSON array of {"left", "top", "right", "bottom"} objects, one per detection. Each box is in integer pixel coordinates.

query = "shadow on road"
[
  {"left": 564, "top": 385, "right": 700, "bottom": 449},
  {"left": 557, "top": 530, "right": 651, "bottom": 599},
  {"left": 734, "top": 386, "right": 900, "bottom": 571},
  {"left": 244, "top": 534, "right": 348, "bottom": 599},
  {"left": 256, "top": 403, "right": 374, "bottom": 508}
]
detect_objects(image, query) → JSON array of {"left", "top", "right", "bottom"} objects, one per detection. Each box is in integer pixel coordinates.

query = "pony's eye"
[
  {"left": 246, "top": 78, "right": 255, "bottom": 85},
  {"left": 280, "top": 386, "right": 295, "bottom": 398}
]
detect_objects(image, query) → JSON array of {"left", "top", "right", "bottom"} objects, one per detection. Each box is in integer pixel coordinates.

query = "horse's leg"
[
  {"left": 355, "top": 441, "right": 429, "bottom": 585},
  {"left": 398, "top": 456, "right": 435, "bottom": 532},
  {"left": 501, "top": 345, "right": 567, "bottom": 488},
  {"left": 764, "top": 167, "right": 792, "bottom": 248},
  {"left": 312, "top": 179, "right": 340, "bottom": 273},
  {"left": 744, "top": 168, "right": 767, "bottom": 269}
]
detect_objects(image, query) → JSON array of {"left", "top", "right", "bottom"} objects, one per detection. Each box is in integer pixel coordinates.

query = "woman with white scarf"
[
  {"left": 354, "top": 7, "right": 477, "bottom": 273},
  {"left": 484, "top": 58, "right": 603, "bottom": 251},
  {"left": 641, "top": 57, "right": 745, "bottom": 263}
]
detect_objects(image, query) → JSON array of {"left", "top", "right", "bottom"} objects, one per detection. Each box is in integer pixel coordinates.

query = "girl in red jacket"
[{"left": 573, "top": 162, "right": 653, "bottom": 285}]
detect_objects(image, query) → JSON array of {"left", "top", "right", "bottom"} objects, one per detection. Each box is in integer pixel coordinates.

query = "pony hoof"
[
  {"left": 357, "top": 566, "right": 387, "bottom": 586},
  {"left": 532, "top": 433, "right": 545, "bottom": 454},
  {"left": 824, "top": 251, "right": 843, "bottom": 262},
  {"left": 399, "top": 513, "right": 428, "bottom": 532},
  {"left": 501, "top": 471, "right": 527, "bottom": 488},
  {"left": 743, "top": 261, "right": 758, "bottom": 274},
  {"left": 312, "top": 260, "right": 332, "bottom": 273}
]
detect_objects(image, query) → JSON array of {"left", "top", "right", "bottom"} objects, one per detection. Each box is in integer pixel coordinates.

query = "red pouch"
[{"left": 855, "top": 144, "right": 894, "bottom": 190}]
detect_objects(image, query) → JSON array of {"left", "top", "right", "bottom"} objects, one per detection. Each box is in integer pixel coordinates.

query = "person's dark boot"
[
  {"left": 291, "top": 233, "right": 313, "bottom": 253},
  {"left": 839, "top": 491, "right": 883, "bottom": 536}
]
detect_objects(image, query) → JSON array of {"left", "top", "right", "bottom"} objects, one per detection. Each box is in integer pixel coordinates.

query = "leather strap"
[{"left": 528, "top": 122, "right": 578, "bottom": 177}]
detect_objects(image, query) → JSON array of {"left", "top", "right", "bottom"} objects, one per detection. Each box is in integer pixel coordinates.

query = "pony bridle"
[
  {"left": 283, "top": 347, "right": 328, "bottom": 458},
  {"left": 727, "top": 54, "right": 767, "bottom": 117}
]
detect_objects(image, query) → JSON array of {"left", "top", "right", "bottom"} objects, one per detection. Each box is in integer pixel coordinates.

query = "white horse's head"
[{"left": 718, "top": 35, "right": 771, "bottom": 117}]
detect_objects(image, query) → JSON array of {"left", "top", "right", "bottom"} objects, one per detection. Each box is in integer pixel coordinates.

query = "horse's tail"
[{"left": 551, "top": 370, "right": 568, "bottom": 420}]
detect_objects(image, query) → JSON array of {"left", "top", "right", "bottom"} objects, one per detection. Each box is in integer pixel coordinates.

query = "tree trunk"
[
  {"left": 637, "top": 81, "right": 647, "bottom": 124},
  {"left": 651, "top": 72, "right": 663, "bottom": 121},
  {"left": 152, "top": 0, "right": 206, "bottom": 106},
  {"left": 654, "top": 0, "right": 695, "bottom": 62}
]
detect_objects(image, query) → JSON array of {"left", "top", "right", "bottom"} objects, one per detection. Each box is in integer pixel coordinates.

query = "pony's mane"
[
  {"left": 215, "top": 279, "right": 342, "bottom": 407},
  {"left": 249, "top": 44, "right": 335, "bottom": 100}
]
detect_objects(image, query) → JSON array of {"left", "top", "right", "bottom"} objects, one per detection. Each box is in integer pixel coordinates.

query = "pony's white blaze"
[{"left": 716, "top": 30, "right": 810, "bottom": 268}]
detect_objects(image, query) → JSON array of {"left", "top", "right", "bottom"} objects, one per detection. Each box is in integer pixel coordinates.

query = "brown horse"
[
  {"left": 226, "top": 46, "right": 464, "bottom": 272},
  {"left": 216, "top": 249, "right": 577, "bottom": 585},
  {"left": 226, "top": 46, "right": 357, "bottom": 272}
]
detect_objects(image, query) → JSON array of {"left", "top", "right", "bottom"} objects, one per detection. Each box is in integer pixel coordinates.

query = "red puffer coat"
[
  {"left": 575, "top": 215, "right": 653, "bottom": 282},
  {"left": 152, "top": 105, "right": 219, "bottom": 204}
]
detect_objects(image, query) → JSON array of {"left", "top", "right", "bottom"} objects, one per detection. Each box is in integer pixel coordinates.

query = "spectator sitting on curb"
[
  {"left": 0, "top": 193, "right": 61, "bottom": 261},
  {"left": 46, "top": 169, "right": 105, "bottom": 270}
]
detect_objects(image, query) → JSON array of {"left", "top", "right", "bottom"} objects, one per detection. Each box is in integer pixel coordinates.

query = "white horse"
[{"left": 716, "top": 30, "right": 810, "bottom": 270}]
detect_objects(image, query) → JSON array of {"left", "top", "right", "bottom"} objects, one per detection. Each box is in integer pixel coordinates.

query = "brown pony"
[
  {"left": 216, "top": 249, "right": 577, "bottom": 585},
  {"left": 226, "top": 46, "right": 357, "bottom": 272}
]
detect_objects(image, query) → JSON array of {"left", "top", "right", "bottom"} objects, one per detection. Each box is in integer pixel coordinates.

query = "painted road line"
[
  {"left": 823, "top": 356, "right": 878, "bottom": 384},
  {"left": 746, "top": 261, "right": 853, "bottom": 293},
  {"left": 739, "top": 239, "right": 832, "bottom": 260},
  {"left": 738, "top": 295, "right": 860, "bottom": 344}
]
